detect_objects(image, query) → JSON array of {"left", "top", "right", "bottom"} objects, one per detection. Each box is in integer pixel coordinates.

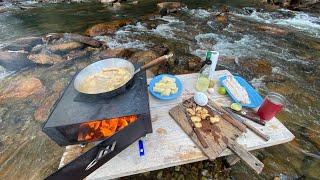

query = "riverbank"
[{"left": 0, "top": 1, "right": 319, "bottom": 179}]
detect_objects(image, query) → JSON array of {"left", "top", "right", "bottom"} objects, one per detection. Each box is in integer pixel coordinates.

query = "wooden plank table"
[{"left": 59, "top": 70, "right": 294, "bottom": 179}]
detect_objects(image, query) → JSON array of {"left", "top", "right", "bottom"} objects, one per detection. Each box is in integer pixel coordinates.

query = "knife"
[
  {"left": 227, "top": 107, "right": 265, "bottom": 126},
  {"left": 223, "top": 107, "right": 270, "bottom": 141}
]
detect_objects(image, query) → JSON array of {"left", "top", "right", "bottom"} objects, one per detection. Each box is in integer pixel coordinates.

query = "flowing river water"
[{"left": 0, "top": 0, "right": 319, "bottom": 179}]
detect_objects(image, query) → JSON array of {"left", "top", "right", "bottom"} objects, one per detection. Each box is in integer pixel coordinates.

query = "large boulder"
[
  {"left": 0, "top": 51, "right": 32, "bottom": 70},
  {"left": 28, "top": 53, "right": 64, "bottom": 65},
  {"left": 47, "top": 41, "right": 84, "bottom": 53},
  {"left": 3, "top": 36, "right": 43, "bottom": 52},
  {"left": 84, "top": 19, "right": 133, "bottom": 36},
  {"left": 34, "top": 81, "right": 64, "bottom": 122},
  {"left": 99, "top": 48, "right": 135, "bottom": 59},
  {"left": 0, "top": 77, "right": 45, "bottom": 102}
]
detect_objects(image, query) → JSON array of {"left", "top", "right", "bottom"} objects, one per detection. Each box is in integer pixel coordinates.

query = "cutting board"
[{"left": 169, "top": 99, "right": 264, "bottom": 174}]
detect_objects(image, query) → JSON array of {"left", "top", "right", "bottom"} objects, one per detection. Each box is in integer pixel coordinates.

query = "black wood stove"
[{"left": 42, "top": 65, "right": 152, "bottom": 179}]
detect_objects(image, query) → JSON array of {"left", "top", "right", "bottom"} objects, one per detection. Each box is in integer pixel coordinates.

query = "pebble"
[
  {"left": 156, "top": 171, "right": 163, "bottom": 179},
  {"left": 175, "top": 165, "right": 181, "bottom": 171},
  {"left": 201, "top": 169, "right": 209, "bottom": 176}
]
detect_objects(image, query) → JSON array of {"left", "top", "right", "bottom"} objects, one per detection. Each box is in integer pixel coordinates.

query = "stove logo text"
[{"left": 85, "top": 141, "right": 117, "bottom": 171}]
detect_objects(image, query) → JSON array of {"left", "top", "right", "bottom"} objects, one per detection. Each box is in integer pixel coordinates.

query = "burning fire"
[{"left": 78, "top": 115, "right": 137, "bottom": 142}]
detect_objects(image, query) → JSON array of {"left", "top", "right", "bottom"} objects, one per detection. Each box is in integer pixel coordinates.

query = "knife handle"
[
  {"left": 241, "top": 113, "right": 265, "bottom": 126},
  {"left": 243, "top": 121, "right": 270, "bottom": 141}
]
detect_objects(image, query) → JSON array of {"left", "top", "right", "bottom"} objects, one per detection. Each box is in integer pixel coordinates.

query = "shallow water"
[{"left": 0, "top": 0, "right": 319, "bottom": 179}]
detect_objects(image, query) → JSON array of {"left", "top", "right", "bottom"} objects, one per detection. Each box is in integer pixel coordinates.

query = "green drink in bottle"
[{"left": 195, "top": 51, "right": 219, "bottom": 92}]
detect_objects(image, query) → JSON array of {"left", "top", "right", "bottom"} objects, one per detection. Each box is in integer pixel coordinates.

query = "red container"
[{"left": 257, "top": 92, "right": 286, "bottom": 121}]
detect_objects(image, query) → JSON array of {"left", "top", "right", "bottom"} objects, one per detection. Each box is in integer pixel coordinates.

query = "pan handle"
[{"left": 135, "top": 53, "right": 173, "bottom": 74}]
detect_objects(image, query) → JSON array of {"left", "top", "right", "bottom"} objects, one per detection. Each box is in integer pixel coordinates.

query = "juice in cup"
[{"left": 257, "top": 92, "right": 286, "bottom": 121}]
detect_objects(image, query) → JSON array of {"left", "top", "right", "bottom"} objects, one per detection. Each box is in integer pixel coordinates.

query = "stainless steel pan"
[{"left": 74, "top": 53, "right": 173, "bottom": 97}]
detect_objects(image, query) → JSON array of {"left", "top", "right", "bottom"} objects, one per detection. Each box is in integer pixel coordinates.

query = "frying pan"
[{"left": 74, "top": 53, "right": 173, "bottom": 97}]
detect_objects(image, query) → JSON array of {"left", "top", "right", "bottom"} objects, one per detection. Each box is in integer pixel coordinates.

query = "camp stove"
[{"left": 42, "top": 65, "right": 152, "bottom": 179}]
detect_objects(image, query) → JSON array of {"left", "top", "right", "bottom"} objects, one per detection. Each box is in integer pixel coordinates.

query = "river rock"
[
  {"left": 157, "top": 2, "right": 183, "bottom": 9},
  {"left": 215, "top": 14, "right": 228, "bottom": 23},
  {"left": 130, "top": 50, "right": 160, "bottom": 73},
  {"left": 150, "top": 44, "right": 169, "bottom": 56},
  {"left": 47, "top": 41, "right": 84, "bottom": 53},
  {"left": 187, "top": 56, "right": 202, "bottom": 71},
  {"left": 42, "top": 33, "right": 64, "bottom": 44},
  {"left": 219, "top": 5, "right": 229, "bottom": 13},
  {"left": 0, "top": 77, "right": 45, "bottom": 101},
  {"left": 34, "top": 81, "right": 64, "bottom": 122},
  {"left": 240, "top": 58, "right": 272, "bottom": 76},
  {"left": 130, "top": 50, "right": 158, "bottom": 63},
  {"left": 0, "top": 51, "right": 32, "bottom": 70},
  {"left": 0, "top": 6, "right": 7, "bottom": 13},
  {"left": 99, "top": 48, "right": 135, "bottom": 59},
  {"left": 3, "top": 36, "right": 43, "bottom": 52},
  {"left": 31, "top": 44, "right": 44, "bottom": 54},
  {"left": 63, "top": 33, "right": 102, "bottom": 47},
  {"left": 256, "top": 25, "right": 287, "bottom": 35},
  {"left": 84, "top": 19, "right": 133, "bottom": 36},
  {"left": 100, "top": 0, "right": 117, "bottom": 3},
  {"left": 65, "top": 49, "right": 90, "bottom": 61},
  {"left": 28, "top": 53, "right": 64, "bottom": 65}
]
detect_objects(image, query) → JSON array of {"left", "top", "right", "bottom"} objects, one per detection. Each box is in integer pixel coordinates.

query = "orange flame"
[{"left": 78, "top": 115, "right": 137, "bottom": 142}]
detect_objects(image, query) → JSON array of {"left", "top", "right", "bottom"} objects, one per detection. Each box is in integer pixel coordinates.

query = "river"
[{"left": 0, "top": 0, "right": 319, "bottom": 179}]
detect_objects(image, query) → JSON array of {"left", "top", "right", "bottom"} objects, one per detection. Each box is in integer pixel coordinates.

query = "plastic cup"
[{"left": 257, "top": 92, "right": 286, "bottom": 121}]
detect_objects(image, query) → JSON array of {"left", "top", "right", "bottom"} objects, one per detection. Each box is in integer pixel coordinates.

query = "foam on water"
[
  {"left": 187, "top": 9, "right": 212, "bottom": 19},
  {"left": 194, "top": 32, "right": 310, "bottom": 67},
  {"left": 95, "top": 23, "right": 151, "bottom": 49},
  {"left": 153, "top": 16, "right": 186, "bottom": 39},
  {"left": 0, "top": 66, "right": 14, "bottom": 80},
  {"left": 195, "top": 33, "right": 270, "bottom": 58},
  {"left": 232, "top": 8, "right": 320, "bottom": 38}
]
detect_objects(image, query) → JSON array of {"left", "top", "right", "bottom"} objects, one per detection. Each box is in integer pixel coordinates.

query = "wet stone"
[
  {"left": 0, "top": 77, "right": 45, "bottom": 102},
  {"left": 3, "top": 36, "right": 43, "bottom": 52},
  {"left": 99, "top": 48, "right": 135, "bottom": 59},
  {"left": 28, "top": 53, "right": 64, "bottom": 65},
  {"left": 0, "top": 51, "right": 32, "bottom": 70},
  {"left": 84, "top": 19, "right": 133, "bottom": 36},
  {"left": 157, "top": 2, "right": 184, "bottom": 10},
  {"left": 130, "top": 50, "right": 158, "bottom": 63},
  {"left": 201, "top": 169, "right": 209, "bottom": 176},
  {"left": 47, "top": 41, "right": 84, "bottom": 53}
]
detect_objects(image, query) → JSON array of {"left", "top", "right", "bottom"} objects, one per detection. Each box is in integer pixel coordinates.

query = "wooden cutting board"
[{"left": 169, "top": 99, "right": 264, "bottom": 174}]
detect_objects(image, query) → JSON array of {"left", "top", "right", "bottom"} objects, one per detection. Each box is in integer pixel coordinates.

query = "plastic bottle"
[{"left": 195, "top": 51, "right": 219, "bottom": 92}]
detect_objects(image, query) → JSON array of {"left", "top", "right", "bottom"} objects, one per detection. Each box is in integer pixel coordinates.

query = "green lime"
[
  {"left": 231, "top": 103, "right": 242, "bottom": 111},
  {"left": 218, "top": 87, "right": 227, "bottom": 95}
]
